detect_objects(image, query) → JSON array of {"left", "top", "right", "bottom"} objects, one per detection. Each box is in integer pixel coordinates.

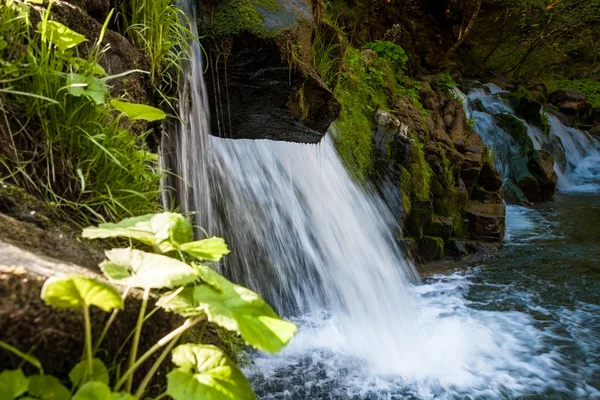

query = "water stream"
[{"left": 164, "top": 6, "right": 600, "bottom": 397}]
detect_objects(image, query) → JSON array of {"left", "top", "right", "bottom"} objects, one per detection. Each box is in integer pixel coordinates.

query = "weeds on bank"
[
  {"left": 0, "top": 212, "right": 297, "bottom": 400},
  {"left": 0, "top": 0, "right": 164, "bottom": 226}
]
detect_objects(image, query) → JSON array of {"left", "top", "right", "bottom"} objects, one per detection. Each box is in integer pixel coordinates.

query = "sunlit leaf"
[
  {"left": 166, "top": 344, "right": 255, "bottom": 400},
  {"left": 28, "top": 375, "right": 71, "bottom": 400},
  {"left": 159, "top": 266, "right": 297, "bottom": 353},
  {"left": 179, "top": 237, "right": 230, "bottom": 262},
  {"left": 41, "top": 275, "right": 124, "bottom": 312},
  {"left": 69, "top": 359, "right": 109, "bottom": 389},
  {"left": 39, "top": 21, "right": 87, "bottom": 52},
  {"left": 101, "top": 249, "right": 200, "bottom": 289},
  {"left": 82, "top": 213, "right": 193, "bottom": 253},
  {"left": 72, "top": 382, "right": 112, "bottom": 400},
  {"left": 0, "top": 369, "right": 29, "bottom": 400},
  {"left": 66, "top": 73, "right": 108, "bottom": 105},
  {"left": 110, "top": 99, "right": 167, "bottom": 122}
]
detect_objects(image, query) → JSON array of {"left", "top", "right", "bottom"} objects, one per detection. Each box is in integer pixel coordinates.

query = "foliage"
[
  {"left": 437, "top": 72, "right": 457, "bottom": 92},
  {"left": 0, "top": 212, "right": 297, "bottom": 400},
  {"left": 407, "top": 138, "right": 432, "bottom": 201},
  {"left": 363, "top": 41, "right": 408, "bottom": 69},
  {"left": 0, "top": 0, "right": 164, "bottom": 225},
  {"left": 122, "top": 0, "right": 191, "bottom": 109},
  {"left": 544, "top": 76, "right": 600, "bottom": 108},
  {"left": 311, "top": 27, "right": 343, "bottom": 89}
]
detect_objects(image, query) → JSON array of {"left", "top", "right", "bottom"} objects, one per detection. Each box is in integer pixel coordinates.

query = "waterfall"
[{"left": 463, "top": 84, "right": 600, "bottom": 192}]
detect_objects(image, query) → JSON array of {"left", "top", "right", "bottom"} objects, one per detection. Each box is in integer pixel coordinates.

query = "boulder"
[
  {"left": 463, "top": 201, "right": 506, "bottom": 241},
  {"left": 418, "top": 236, "right": 444, "bottom": 261},
  {"left": 590, "top": 124, "right": 600, "bottom": 141},
  {"left": 471, "top": 185, "right": 503, "bottom": 204},
  {"left": 424, "top": 214, "right": 454, "bottom": 242},
  {"left": 477, "top": 160, "right": 503, "bottom": 192},
  {"left": 527, "top": 150, "right": 558, "bottom": 201},
  {"left": 202, "top": 1, "right": 340, "bottom": 143},
  {"left": 494, "top": 113, "right": 534, "bottom": 153}
]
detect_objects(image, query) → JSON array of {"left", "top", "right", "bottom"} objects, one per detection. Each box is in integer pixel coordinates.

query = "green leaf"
[
  {"left": 160, "top": 266, "right": 297, "bottom": 353},
  {"left": 66, "top": 73, "right": 108, "bottom": 105},
  {"left": 101, "top": 249, "right": 200, "bottom": 289},
  {"left": 179, "top": 237, "right": 230, "bottom": 262},
  {"left": 69, "top": 359, "right": 109, "bottom": 388},
  {"left": 28, "top": 375, "right": 71, "bottom": 400},
  {"left": 167, "top": 344, "right": 255, "bottom": 400},
  {"left": 110, "top": 394, "right": 135, "bottom": 400},
  {"left": 72, "top": 382, "right": 112, "bottom": 400},
  {"left": 110, "top": 99, "right": 167, "bottom": 122},
  {"left": 41, "top": 275, "right": 124, "bottom": 312},
  {"left": 0, "top": 369, "right": 29, "bottom": 400},
  {"left": 82, "top": 212, "right": 193, "bottom": 253},
  {"left": 39, "top": 21, "right": 87, "bottom": 52}
]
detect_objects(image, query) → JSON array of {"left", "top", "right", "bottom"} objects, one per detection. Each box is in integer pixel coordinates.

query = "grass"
[
  {"left": 122, "top": 0, "right": 192, "bottom": 111},
  {"left": 0, "top": 1, "right": 162, "bottom": 226}
]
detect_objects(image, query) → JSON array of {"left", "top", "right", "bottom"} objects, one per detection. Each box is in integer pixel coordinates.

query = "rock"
[
  {"left": 424, "top": 214, "right": 454, "bottom": 241},
  {"left": 503, "top": 180, "right": 531, "bottom": 206},
  {"left": 375, "top": 109, "right": 410, "bottom": 143},
  {"left": 590, "top": 124, "right": 600, "bottom": 141},
  {"left": 447, "top": 238, "right": 469, "bottom": 257},
  {"left": 463, "top": 201, "right": 506, "bottom": 241},
  {"left": 472, "top": 98, "right": 488, "bottom": 113},
  {"left": 460, "top": 152, "right": 484, "bottom": 187},
  {"left": 549, "top": 90, "right": 588, "bottom": 105},
  {"left": 527, "top": 150, "right": 558, "bottom": 201},
  {"left": 592, "top": 108, "right": 600, "bottom": 125},
  {"left": 511, "top": 95, "right": 543, "bottom": 128},
  {"left": 202, "top": 1, "right": 340, "bottom": 143},
  {"left": 477, "top": 160, "right": 503, "bottom": 191},
  {"left": 418, "top": 236, "right": 444, "bottom": 261},
  {"left": 494, "top": 113, "right": 534, "bottom": 153},
  {"left": 471, "top": 185, "right": 503, "bottom": 204},
  {"left": 406, "top": 200, "right": 433, "bottom": 240}
]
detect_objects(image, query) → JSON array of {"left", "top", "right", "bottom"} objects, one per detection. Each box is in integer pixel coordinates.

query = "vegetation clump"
[
  {"left": 201, "top": 0, "right": 281, "bottom": 38},
  {"left": 0, "top": 212, "right": 297, "bottom": 400},
  {"left": 0, "top": 0, "right": 165, "bottom": 226}
]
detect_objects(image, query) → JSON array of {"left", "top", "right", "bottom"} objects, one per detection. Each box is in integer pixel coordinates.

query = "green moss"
[
  {"left": 401, "top": 190, "right": 412, "bottom": 216},
  {"left": 406, "top": 138, "right": 432, "bottom": 201},
  {"left": 399, "top": 166, "right": 412, "bottom": 195},
  {"left": 494, "top": 113, "right": 534, "bottom": 153},
  {"left": 202, "top": 0, "right": 281, "bottom": 38},
  {"left": 509, "top": 86, "right": 533, "bottom": 101},
  {"left": 433, "top": 186, "right": 469, "bottom": 238}
]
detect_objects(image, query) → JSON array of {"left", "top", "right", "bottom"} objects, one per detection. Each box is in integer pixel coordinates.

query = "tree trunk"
[{"left": 444, "top": 0, "right": 482, "bottom": 60}]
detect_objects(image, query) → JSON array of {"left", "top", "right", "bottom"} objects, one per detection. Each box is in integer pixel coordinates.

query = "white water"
[
  {"left": 164, "top": 4, "right": 600, "bottom": 396},
  {"left": 464, "top": 84, "right": 600, "bottom": 192}
]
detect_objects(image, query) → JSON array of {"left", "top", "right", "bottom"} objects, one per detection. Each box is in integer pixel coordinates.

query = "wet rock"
[
  {"left": 447, "top": 238, "right": 468, "bottom": 257},
  {"left": 590, "top": 124, "right": 600, "bottom": 141},
  {"left": 472, "top": 98, "right": 488, "bottom": 113},
  {"left": 460, "top": 152, "right": 484, "bottom": 187},
  {"left": 494, "top": 113, "right": 534, "bottom": 153},
  {"left": 418, "top": 235, "right": 444, "bottom": 261},
  {"left": 464, "top": 201, "right": 506, "bottom": 241},
  {"left": 527, "top": 150, "right": 558, "bottom": 201},
  {"left": 202, "top": 1, "right": 339, "bottom": 143},
  {"left": 406, "top": 200, "right": 433, "bottom": 240},
  {"left": 510, "top": 95, "right": 543, "bottom": 128},
  {"left": 503, "top": 180, "right": 532, "bottom": 206},
  {"left": 471, "top": 185, "right": 503, "bottom": 204},
  {"left": 477, "top": 160, "right": 503, "bottom": 192},
  {"left": 424, "top": 214, "right": 454, "bottom": 241}
]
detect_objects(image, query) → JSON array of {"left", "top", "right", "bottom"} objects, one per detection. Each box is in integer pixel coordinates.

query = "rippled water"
[{"left": 247, "top": 193, "right": 600, "bottom": 399}]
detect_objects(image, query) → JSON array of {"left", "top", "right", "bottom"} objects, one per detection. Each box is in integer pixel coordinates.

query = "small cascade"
[{"left": 463, "top": 84, "right": 600, "bottom": 192}]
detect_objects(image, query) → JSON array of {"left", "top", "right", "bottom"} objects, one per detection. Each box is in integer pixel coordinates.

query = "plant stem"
[
  {"left": 133, "top": 334, "right": 182, "bottom": 399},
  {"left": 125, "top": 287, "right": 151, "bottom": 392},
  {"left": 83, "top": 305, "right": 94, "bottom": 379},
  {"left": 114, "top": 315, "right": 205, "bottom": 391},
  {"left": 94, "top": 286, "right": 131, "bottom": 356}
]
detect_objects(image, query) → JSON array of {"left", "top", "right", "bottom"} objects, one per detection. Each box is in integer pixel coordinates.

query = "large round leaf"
[
  {"left": 41, "top": 276, "right": 123, "bottom": 312},
  {"left": 0, "top": 369, "right": 28, "bottom": 399},
  {"left": 166, "top": 344, "right": 255, "bottom": 400},
  {"left": 110, "top": 99, "right": 167, "bottom": 122},
  {"left": 82, "top": 213, "right": 193, "bottom": 253},
  {"left": 72, "top": 382, "right": 111, "bottom": 400},
  {"left": 28, "top": 375, "right": 71, "bottom": 400},
  {"left": 101, "top": 249, "right": 200, "bottom": 289},
  {"left": 69, "top": 359, "right": 109, "bottom": 388},
  {"left": 179, "top": 237, "right": 230, "bottom": 262},
  {"left": 159, "top": 266, "right": 297, "bottom": 353}
]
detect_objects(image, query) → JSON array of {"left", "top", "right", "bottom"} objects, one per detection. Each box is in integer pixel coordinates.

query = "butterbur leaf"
[
  {"left": 82, "top": 212, "right": 193, "bottom": 253},
  {"left": 110, "top": 393, "right": 135, "bottom": 400},
  {"left": 167, "top": 344, "right": 255, "bottom": 400},
  {"left": 28, "top": 375, "right": 71, "bottom": 400},
  {"left": 179, "top": 237, "right": 230, "bottom": 262},
  {"left": 39, "top": 21, "right": 87, "bottom": 52},
  {"left": 72, "top": 382, "right": 112, "bottom": 400},
  {"left": 111, "top": 99, "right": 166, "bottom": 122},
  {"left": 161, "top": 266, "right": 297, "bottom": 353},
  {"left": 41, "top": 275, "right": 123, "bottom": 312},
  {"left": 157, "top": 287, "right": 200, "bottom": 317},
  {"left": 101, "top": 249, "right": 200, "bottom": 289},
  {"left": 69, "top": 359, "right": 109, "bottom": 388},
  {"left": 0, "top": 369, "right": 29, "bottom": 400},
  {"left": 66, "top": 73, "right": 108, "bottom": 105}
]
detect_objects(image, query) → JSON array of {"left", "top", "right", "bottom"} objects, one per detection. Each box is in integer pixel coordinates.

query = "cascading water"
[
  {"left": 464, "top": 83, "right": 600, "bottom": 192},
  {"left": 163, "top": 4, "right": 600, "bottom": 398}
]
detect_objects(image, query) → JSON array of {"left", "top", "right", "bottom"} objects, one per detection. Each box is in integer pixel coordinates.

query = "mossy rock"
[
  {"left": 406, "top": 200, "right": 433, "bottom": 240},
  {"left": 201, "top": 0, "right": 285, "bottom": 38},
  {"left": 406, "top": 140, "right": 432, "bottom": 201},
  {"left": 417, "top": 235, "right": 444, "bottom": 261},
  {"left": 494, "top": 113, "right": 534, "bottom": 154},
  {"left": 433, "top": 185, "right": 468, "bottom": 238}
]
